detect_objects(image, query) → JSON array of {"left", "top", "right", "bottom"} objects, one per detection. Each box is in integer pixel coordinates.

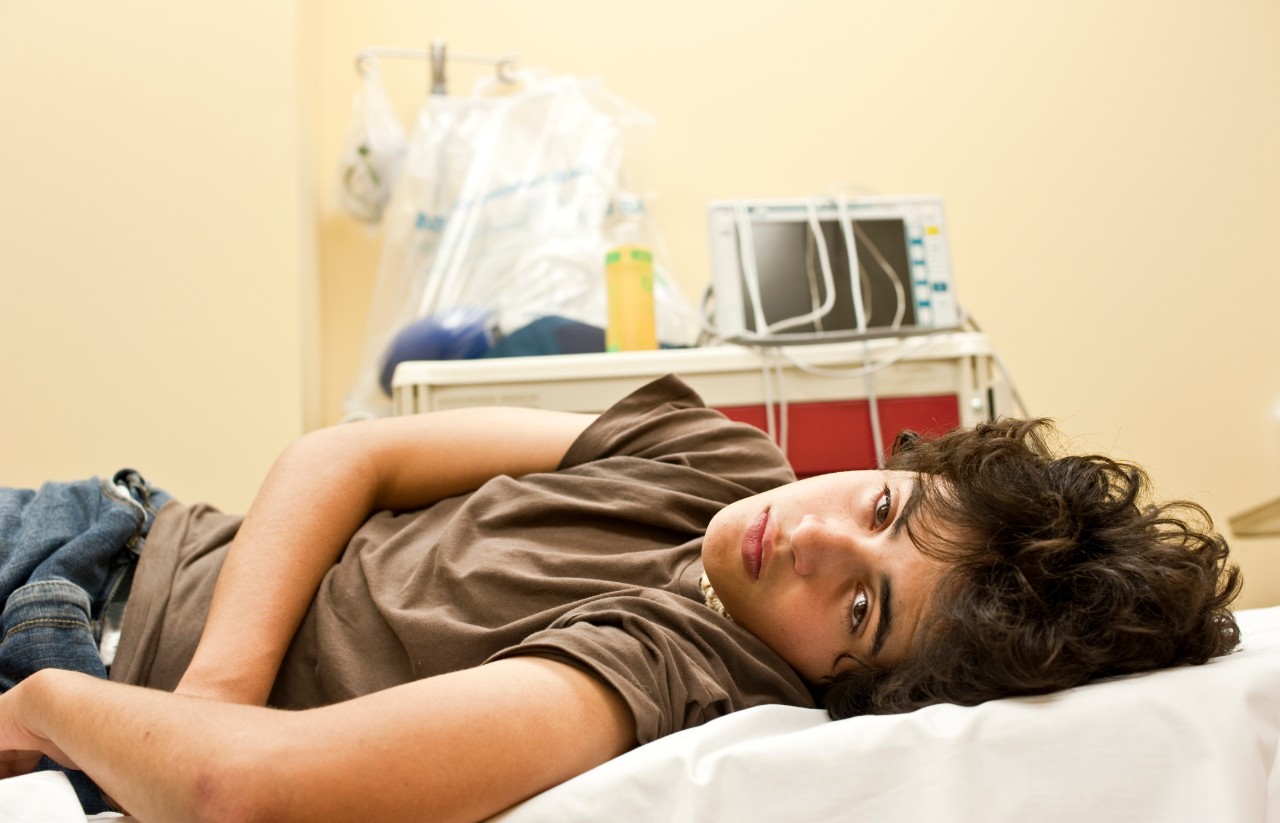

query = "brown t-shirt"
[{"left": 110, "top": 375, "right": 815, "bottom": 743}]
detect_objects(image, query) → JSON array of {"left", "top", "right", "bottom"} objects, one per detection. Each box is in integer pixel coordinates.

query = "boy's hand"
[
  {"left": 0, "top": 750, "right": 43, "bottom": 779},
  {"left": 0, "top": 676, "right": 80, "bottom": 775}
]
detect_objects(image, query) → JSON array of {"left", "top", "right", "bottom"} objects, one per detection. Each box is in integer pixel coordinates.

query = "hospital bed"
[{"left": 5, "top": 607, "right": 1277, "bottom": 821}]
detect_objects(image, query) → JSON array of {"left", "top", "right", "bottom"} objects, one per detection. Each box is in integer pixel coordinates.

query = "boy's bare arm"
[
  {"left": 2, "top": 657, "right": 633, "bottom": 822},
  {"left": 176, "top": 407, "right": 597, "bottom": 705}
]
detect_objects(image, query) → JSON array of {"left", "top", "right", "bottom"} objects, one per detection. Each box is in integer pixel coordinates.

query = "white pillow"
[{"left": 496, "top": 607, "right": 1280, "bottom": 823}]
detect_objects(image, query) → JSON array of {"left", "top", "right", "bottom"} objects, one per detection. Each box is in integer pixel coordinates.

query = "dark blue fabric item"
[
  {"left": 378, "top": 308, "right": 496, "bottom": 395},
  {"left": 0, "top": 470, "right": 168, "bottom": 812},
  {"left": 484, "top": 315, "right": 606, "bottom": 358},
  {"left": 483, "top": 315, "right": 691, "bottom": 358}
]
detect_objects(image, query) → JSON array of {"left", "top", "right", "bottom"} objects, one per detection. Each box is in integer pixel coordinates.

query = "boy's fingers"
[{"left": 0, "top": 750, "right": 43, "bottom": 778}]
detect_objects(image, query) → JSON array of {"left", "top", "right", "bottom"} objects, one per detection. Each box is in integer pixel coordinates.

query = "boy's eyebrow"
[
  {"left": 888, "top": 479, "right": 923, "bottom": 542},
  {"left": 874, "top": 480, "right": 919, "bottom": 658},
  {"left": 872, "top": 573, "right": 893, "bottom": 658}
]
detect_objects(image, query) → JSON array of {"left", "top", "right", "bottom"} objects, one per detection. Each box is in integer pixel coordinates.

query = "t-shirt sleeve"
[
  {"left": 559, "top": 374, "right": 796, "bottom": 495},
  {"left": 485, "top": 590, "right": 815, "bottom": 744}
]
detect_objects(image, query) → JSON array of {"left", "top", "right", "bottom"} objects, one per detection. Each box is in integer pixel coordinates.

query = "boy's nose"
[{"left": 791, "top": 514, "right": 858, "bottom": 577}]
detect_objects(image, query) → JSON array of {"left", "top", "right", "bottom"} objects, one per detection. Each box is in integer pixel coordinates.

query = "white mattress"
[{"left": 496, "top": 606, "right": 1280, "bottom": 822}]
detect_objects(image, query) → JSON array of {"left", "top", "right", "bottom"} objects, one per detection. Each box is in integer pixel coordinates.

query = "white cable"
[
  {"left": 736, "top": 202, "right": 781, "bottom": 443},
  {"left": 734, "top": 199, "right": 842, "bottom": 337},
  {"left": 851, "top": 221, "right": 907, "bottom": 330},
  {"left": 759, "top": 347, "right": 777, "bottom": 443},
  {"left": 863, "top": 340, "right": 885, "bottom": 467},
  {"left": 734, "top": 221, "right": 785, "bottom": 456},
  {"left": 764, "top": 199, "right": 838, "bottom": 333},
  {"left": 962, "top": 315, "right": 1032, "bottom": 417},
  {"left": 704, "top": 199, "right": 944, "bottom": 347},
  {"left": 771, "top": 349, "right": 790, "bottom": 456},
  {"left": 734, "top": 202, "right": 772, "bottom": 338},
  {"left": 709, "top": 324, "right": 943, "bottom": 346},
  {"left": 834, "top": 194, "right": 869, "bottom": 335},
  {"left": 747, "top": 349, "right": 794, "bottom": 456},
  {"left": 991, "top": 351, "right": 1030, "bottom": 418},
  {"left": 711, "top": 194, "right": 1017, "bottom": 465},
  {"left": 776, "top": 330, "right": 951, "bottom": 379},
  {"left": 833, "top": 193, "right": 886, "bottom": 467},
  {"left": 803, "top": 230, "right": 824, "bottom": 332},
  {"left": 707, "top": 191, "right": 947, "bottom": 347}
]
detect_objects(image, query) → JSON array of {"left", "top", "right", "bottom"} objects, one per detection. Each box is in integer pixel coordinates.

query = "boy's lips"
[{"left": 742, "top": 509, "right": 769, "bottom": 581}]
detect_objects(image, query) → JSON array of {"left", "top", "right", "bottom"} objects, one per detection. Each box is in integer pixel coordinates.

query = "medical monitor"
[{"left": 707, "top": 196, "right": 961, "bottom": 343}]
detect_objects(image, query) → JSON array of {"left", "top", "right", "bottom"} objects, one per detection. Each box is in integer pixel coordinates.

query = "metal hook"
[
  {"left": 495, "top": 56, "right": 517, "bottom": 84},
  {"left": 354, "top": 44, "right": 519, "bottom": 91},
  {"left": 430, "top": 40, "right": 447, "bottom": 95}
]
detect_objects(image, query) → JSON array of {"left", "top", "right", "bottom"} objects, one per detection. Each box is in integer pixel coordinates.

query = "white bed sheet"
[
  {"left": 496, "top": 606, "right": 1280, "bottom": 823},
  {"left": 3, "top": 610, "right": 1276, "bottom": 822}
]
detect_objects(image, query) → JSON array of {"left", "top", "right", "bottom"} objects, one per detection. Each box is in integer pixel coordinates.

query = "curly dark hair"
[{"left": 822, "top": 418, "right": 1242, "bottom": 719}]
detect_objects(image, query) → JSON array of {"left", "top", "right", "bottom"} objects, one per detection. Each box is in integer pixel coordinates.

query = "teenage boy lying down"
[{"left": 0, "top": 376, "right": 1240, "bottom": 821}]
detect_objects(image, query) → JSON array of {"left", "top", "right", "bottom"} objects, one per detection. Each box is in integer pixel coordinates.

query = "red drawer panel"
[{"left": 716, "top": 395, "right": 960, "bottom": 477}]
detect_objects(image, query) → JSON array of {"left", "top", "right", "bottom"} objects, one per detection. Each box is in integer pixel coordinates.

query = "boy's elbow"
[{"left": 183, "top": 750, "right": 288, "bottom": 823}]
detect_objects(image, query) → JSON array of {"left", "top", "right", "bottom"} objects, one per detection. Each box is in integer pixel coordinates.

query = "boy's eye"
[
  {"left": 848, "top": 589, "right": 869, "bottom": 631},
  {"left": 874, "top": 485, "right": 892, "bottom": 526}
]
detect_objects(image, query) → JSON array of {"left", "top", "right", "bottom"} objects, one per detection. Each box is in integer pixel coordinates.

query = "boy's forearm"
[
  {"left": 13, "top": 669, "right": 275, "bottom": 821},
  {"left": 176, "top": 428, "right": 380, "bottom": 703},
  {"left": 177, "top": 408, "right": 595, "bottom": 705},
  {"left": 8, "top": 658, "right": 635, "bottom": 823}
]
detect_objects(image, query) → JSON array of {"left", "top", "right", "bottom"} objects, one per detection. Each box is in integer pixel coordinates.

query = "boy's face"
[{"left": 702, "top": 470, "right": 945, "bottom": 684}]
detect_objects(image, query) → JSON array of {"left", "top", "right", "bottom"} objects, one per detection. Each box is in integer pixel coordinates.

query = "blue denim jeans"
[{"left": 0, "top": 469, "right": 169, "bottom": 812}]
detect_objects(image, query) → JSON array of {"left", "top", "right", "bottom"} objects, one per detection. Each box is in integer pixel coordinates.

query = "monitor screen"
[
  {"left": 707, "top": 196, "right": 959, "bottom": 342},
  {"left": 739, "top": 217, "right": 915, "bottom": 334}
]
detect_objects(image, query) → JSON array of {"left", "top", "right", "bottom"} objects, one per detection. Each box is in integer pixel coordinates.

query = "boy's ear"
[{"left": 891, "top": 430, "right": 922, "bottom": 456}]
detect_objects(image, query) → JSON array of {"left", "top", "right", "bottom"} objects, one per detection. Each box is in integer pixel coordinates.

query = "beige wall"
[
  {"left": 0, "top": 2, "right": 318, "bottom": 513},
  {"left": 3, "top": 3, "right": 1277, "bottom": 607}
]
